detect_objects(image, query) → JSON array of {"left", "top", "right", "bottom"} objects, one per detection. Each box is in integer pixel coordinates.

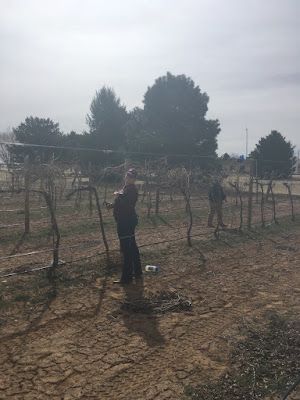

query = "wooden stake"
[
  {"left": 24, "top": 156, "right": 30, "bottom": 234},
  {"left": 89, "top": 161, "right": 93, "bottom": 216},
  {"left": 247, "top": 177, "right": 253, "bottom": 230}
]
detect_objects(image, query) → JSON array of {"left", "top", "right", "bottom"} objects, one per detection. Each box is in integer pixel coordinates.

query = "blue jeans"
[{"left": 116, "top": 214, "right": 142, "bottom": 282}]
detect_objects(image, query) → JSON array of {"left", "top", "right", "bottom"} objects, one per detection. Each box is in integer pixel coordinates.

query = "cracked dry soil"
[{"left": 1, "top": 226, "right": 300, "bottom": 400}]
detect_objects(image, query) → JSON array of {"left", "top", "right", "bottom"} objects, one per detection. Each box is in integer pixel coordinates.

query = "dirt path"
[{"left": 1, "top": 227, "right": 300, "bottom": 399}]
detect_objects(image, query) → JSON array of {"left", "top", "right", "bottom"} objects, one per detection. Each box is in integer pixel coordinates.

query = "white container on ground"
[{"left": 145, "top": 265, "right": 159, "bottom": 273}]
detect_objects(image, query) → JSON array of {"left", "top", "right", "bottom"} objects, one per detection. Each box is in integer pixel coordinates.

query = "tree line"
[{"left": 0, "top": 71, "right": 296, "bottom": 177}]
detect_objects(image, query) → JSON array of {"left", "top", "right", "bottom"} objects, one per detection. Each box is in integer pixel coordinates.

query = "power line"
[{"left": 0, "top": 141, "right": 295, "bottom": 163}]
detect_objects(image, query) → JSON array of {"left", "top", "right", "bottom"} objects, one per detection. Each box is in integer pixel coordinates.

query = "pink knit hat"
[{"left": 126, "top": 168, "right": 137, "bottom": 178}]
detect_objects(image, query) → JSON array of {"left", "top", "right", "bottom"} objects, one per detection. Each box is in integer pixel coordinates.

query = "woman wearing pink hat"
[{"left": 107, "top": 168, "right": 142, "bottom": 284}]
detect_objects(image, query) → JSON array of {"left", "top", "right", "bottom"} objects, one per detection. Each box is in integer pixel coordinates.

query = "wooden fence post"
[
  {"left": 182, "top": 187, "right": 193, "bottom": 247},
  {"left": 229, "top": 182, "right": 243, "bottom": 231},
  {"left": 256, "top": 179, "right": 259, "bottom": 203},
  {"left": 269, "top": 183, "right": 278, "bottom": 224},
  {"left": 11, "top": 169, "right": 15, "bottom": 197},
  {"left": 247, "top": 176, "right": 253, "bottom": 230},
  {"left": 39, "top": 167, "right": 44, "bottom": 203},
  {"left": 147, "top": 181, "right": 152, "bottom": 218},
  {"left": 284, "top": 183, "right": 295, "bottom": 222},
  {"left": 24, "top": 156, "right": 30, "bottom": 233},
  {"left": 259, "top": 183, "right": 265, "bottom": 228},
  {"left": 155, "top": 186, "right": 160, "bottom": 215},
  {"left": 89, "top": 161, "right": 93, "bottom": 216},
  {"left": 124, "top": 158, "right": 130, "bottom": 172}
]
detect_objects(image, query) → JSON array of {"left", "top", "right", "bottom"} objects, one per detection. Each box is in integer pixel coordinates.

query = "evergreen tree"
[
  {"left": 250, "top": 130, "right": 296, "bottom": 178},
  {"left": 87, "top": 87, "right": 127, "bottom": 148},
  {"left": 142, "top": 72, "right": 220, "bottom": 164},
  {"left": 86, "top": 87, "right": 128, "bottom": 165},
  {"left": 11, "top": 117, "right": 63, "bottom": 163}
]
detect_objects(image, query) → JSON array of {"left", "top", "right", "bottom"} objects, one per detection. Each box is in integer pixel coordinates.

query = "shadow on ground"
[{"left": 121, "top": 280, "right": 165, "bottom": 347}]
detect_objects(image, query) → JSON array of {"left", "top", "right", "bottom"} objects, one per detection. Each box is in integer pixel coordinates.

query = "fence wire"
[{"left": 1, "top": 157, "right": 299, "bottom": 281}]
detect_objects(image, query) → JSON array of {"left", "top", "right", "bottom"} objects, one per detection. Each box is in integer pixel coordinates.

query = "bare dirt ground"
[{"left": 1, "top": 221, "right": 300, "bottom": 399}]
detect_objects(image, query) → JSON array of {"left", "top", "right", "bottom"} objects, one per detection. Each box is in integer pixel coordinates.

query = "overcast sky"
[{"left": 1, "top": 0, "right": 299, "bottom": 156}]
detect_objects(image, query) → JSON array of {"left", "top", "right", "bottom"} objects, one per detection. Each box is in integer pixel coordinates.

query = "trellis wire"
[{"left": 0, "top": 230, "right": 211, "bottom": 279}]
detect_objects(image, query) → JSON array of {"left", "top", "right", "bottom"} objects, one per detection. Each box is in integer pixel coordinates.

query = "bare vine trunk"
[
  {"left": 24, "top": 156, "right": 30, "bottom": 234},
  {"left": 259, "top": 183, "right": 265, "bottom": 228},
  {"left": 229, "top": 182, "right": 243, "bottom": 231},
  {"left": 269, "top": 183, "right": 278, "bottom": 224},
  {"left": 284, "top": 183, "right": 295, "bottom": 221},
  {"left": 92, "top": 187, "right": 110, "bottom": 265},
  {"left": 1, "top": 187, "right": 61, "bottom": 279},
  {"left": 247, "top": 177, "right": 253, "bottom": 230},
  {"left": 265, "top": 170, "right": 275, "bottom": 201},
  {"left": 147, "top": 181, "right": 152, "bottom": 218},
  {"left": 67, "top": 186, "right": 110, "bottom": 265},
  {"left": 155, "top": 186, "right": 160, "bottom": 215},
  {"left": 42, "top": 191, "right": 61, "bottom": 279},
  {"left": 103, "top": 184, "right": 108, "bottom": 205},
  {"left": 181, "top": 189, "right": 193, "bottom": 247},
  {"left": 89, "top": 161, "right": 93, "bottom": 216},
  {"left": 169, "top": 187, "right": 173, "bottom": 202},
  {"left": 10, "top": 169, "right": 15, "bottom": 197}
]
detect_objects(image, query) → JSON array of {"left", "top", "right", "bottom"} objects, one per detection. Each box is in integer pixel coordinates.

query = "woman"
[{"left": 107, "top": 168, "right": 142, "bottom": 284}]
